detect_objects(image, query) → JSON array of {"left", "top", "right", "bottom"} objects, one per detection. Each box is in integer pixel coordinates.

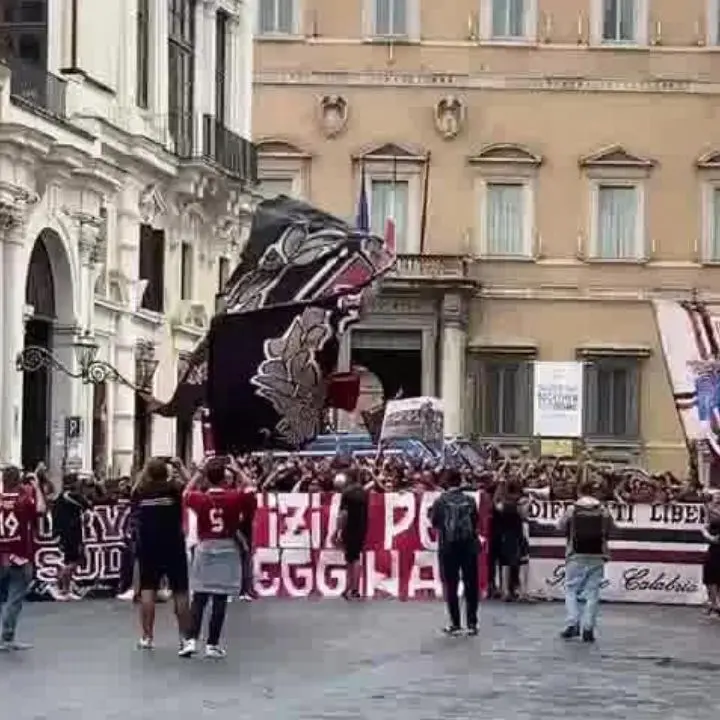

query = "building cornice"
[{"left": 254, "top": 70, "right": 717, "bottom": 95}]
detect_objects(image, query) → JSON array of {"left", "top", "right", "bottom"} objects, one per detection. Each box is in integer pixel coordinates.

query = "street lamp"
[{"left": 16, "top": 330, "right": 159, "bottom": 393}]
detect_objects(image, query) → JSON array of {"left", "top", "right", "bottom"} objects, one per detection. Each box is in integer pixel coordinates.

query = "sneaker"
[
  {"left": 582, "top": 629, "right": 595, "bottom": 643},
  {"left": 116, "top": 589, "right": 135, "bottom": 601},
  {"left": 157, "top": 589, "right": 171, "bottom": 602},
  {"left": 137, "top": 637, "right": 154, "bottom": 650},
  {"left": 238, "top": 593, "right": 253, "bottom": 602},
  {"left": 466, "top": 625, "right": 479, "bottom": 637},
  {"left": 3, "top": 640, "right": 32, "bottom": 651},
  {"left": 205, "top": 645, "right": 226, "bottom": 659},
  {"left": 560, "top": 624, "right": 580, "bottom": 640},
  {"left": 442, "top": 625, "right": 462, "bottom": 637},
  {"left": 178, "top": 638, "right": 197, "bottom": 658}
]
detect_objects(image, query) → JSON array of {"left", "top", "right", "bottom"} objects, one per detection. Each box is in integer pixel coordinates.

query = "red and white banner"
[{"left": 251, "top": 491, "right": 490, "bottom": 599}]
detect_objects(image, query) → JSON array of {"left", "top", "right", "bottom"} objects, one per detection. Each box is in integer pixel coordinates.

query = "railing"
[
  {"left": 202, "top": 114, "right": 257, "bottom": 183},
  {"left": 388, "top": 254, "right": 470, "bottom": 280},
  {"left": 7, "top": 60, "right": 67, "bottom": 119}
]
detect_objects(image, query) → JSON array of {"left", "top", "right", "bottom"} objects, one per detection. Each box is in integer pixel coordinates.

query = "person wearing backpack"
[
  {"left": 556, "top": 478, "right": 615, "bottom": 643},
  {"left": 429, "top": 469, "right": 480, "bottom": 636}
]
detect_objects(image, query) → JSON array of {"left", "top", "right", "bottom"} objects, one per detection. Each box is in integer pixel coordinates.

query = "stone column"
[
  {"left": 441, "top": 293, "right": 468, "bottom": 438},
  {"left": 2, "top": 198, "right": 29, "bottom": 464},
  {"left": 0, "top": 206, "right": 10, "bottom": 450},
  {"left": 76, "top": 215, "right": 103, "bottom": 471},
  {"left": 112, "top": 184, "right": 142, "bottom": 476}
]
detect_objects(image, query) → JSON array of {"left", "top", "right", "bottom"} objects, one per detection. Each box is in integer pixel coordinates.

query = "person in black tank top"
[{"left": 131, "top": 457, "right": 192, "bottom": 652}]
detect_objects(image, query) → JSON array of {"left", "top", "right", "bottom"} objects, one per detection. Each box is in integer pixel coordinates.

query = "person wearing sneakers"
[
  {"left": 0, "top": 466, "right": 46, "bottom": 650},
  {"left": 180, "top": 457, "right": 248, "bottom": 658},
  {"left": 556, "top": 478, "right": 615, "bottom": 643},
  {"left": 429, "top": 469, "right": 480, "bottom": 637},
  {"left": 131, "top": 457, "right": 193, "bottom": 653}
]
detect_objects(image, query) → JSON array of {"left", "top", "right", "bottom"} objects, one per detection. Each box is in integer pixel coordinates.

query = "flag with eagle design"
[{"left": 149, "top": 195, "right": 394, "bottom": 447}]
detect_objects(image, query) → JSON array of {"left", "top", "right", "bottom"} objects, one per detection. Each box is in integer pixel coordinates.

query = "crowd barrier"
[{"left": 25, "top": 495, "right": 710, "bottom": 605}]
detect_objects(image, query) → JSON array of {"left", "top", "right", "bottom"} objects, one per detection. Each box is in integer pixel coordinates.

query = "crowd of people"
[{"left": 67, "top": 445, "right": 704, "bottom": 504}]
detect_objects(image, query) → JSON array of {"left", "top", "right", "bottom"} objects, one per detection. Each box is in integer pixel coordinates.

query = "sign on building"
[{"left": 532, "top": 362, "right": 583, "bottom": 438}]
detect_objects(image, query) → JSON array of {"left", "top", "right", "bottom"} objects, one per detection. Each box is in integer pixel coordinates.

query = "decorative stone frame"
[
  {"left": 468, "top": 143, "right": 543, "bottom": 260},
  {"left": 362, "top": 0, "right": 421, "bottom": 41},
  {"left": 589, "top": 0, "right": 649, "bottom": 47},
  {"left": 256, "top": 138, "right": 312, "bottom": 199},
  {"left": 579, "top": 145, "right": 656, "bottom": 263},
  {"left": 696, "top": 149, "right": 720, "bottom": 264},
  {"left": 478, "top": 0, "right": 539, "bottom": 44},
  {"left": 352, "top": 142, "right": 427, "bottom": 255}
]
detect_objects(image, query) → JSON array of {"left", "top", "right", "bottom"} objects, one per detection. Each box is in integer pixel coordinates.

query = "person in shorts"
[
  {"left": 131, "top": 457, "right": 192, "bottom": 653},
  {"left": 333, "top": 470, "right": 368, "bottom": 600}
]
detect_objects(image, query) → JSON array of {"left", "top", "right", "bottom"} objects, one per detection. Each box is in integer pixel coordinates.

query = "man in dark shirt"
[
  {"left": 131, "top": 457, "right": 192, "bottom": 653},
  {"left": 333, "top": 470, "right": 368, "bottom": 600},
  {"left": 430, "top": 470, "right": 480, "bottom": 636},
  {"left": 52, "top": 474, "right": 92, "bottom": 601}
]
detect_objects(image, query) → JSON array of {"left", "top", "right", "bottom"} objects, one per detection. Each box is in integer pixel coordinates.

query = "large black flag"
[
  {"left": 150, "top": 195, "right": 394, "bottom": 419},
  {"left": 208, "top": 301, "right": 345, "bottom": 453}
]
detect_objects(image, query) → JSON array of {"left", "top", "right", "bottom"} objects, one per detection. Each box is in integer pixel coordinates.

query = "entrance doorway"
[
  {"left": 350, "top": 330, "right": 423, "bottom": 399},
  {"left": 22, "top": 236, "right": 55, "bottom": 470}
]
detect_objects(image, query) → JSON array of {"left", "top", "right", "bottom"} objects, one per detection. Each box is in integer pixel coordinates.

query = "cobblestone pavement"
[{"left": 3, "top": 599, "right": 720, "bottom": 720}]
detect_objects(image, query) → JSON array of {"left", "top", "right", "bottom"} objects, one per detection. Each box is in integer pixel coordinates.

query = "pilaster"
[{"left": 441, "top": 292, "right": 468, "bottom": 438}]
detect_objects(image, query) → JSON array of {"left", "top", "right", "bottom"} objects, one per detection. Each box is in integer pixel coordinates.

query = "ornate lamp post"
[{"left": 16, "top": 330, "right": 159, "bottom": 393}]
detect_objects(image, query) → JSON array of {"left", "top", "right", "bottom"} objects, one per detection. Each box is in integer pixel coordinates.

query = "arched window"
[{"left": 25, "top": 234, "right": 55, "bottom": 320}]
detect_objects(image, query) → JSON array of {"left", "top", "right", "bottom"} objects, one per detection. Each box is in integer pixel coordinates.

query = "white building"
[{"left": 0, "top": 0, "right": 256, "bottom": 477}]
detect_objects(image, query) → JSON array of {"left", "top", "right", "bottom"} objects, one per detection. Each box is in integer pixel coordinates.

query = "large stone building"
[
  {"left": 0, "top": 0, "right": 255, "bottom": 476},
  {"left": 254, "top": 0, "right": 720, "bottom": 473}
]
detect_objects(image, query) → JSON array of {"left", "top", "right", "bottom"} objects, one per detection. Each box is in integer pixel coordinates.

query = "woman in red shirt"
[{"left": 180, "top": 457, "right": 250, "bottom": 658}]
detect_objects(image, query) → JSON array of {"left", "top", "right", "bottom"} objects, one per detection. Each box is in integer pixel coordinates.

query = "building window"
[
  {"left": 0, "top": 0, "right": 48, "bottom": 67},
  {"left": 138, "top": 224, "right": 165, "bottom": 313},
  {"left": 482, "top": 182, "right": 531, "bottom": 257},
  {"left": 215, "top": 10, "right": 228, "bottom": 123},
  {"left": 373, "top": 0, "right": 408, "bottom": 36},
  {"left": 370, "top": 180, "right": 408, "bottom": 251},
  {"left": 258, "top": 0, "right": 295, "bottom": 35},
  {"left": 180, "top": 241, "right": 193, "bottom": 300},
  {"left": 491, "top": 0, "right": 525, "bottom": 38},
  {"left": 258, "top": 177, "right": 295, "bottom": 198},
  {"left": 584, "top": 358, "right": 639, "bottom": 440},
  {"left": 475, "top": 358, "right": 532, "bottom": 437},
  {"left": 136, "top": 0, "right": 150, "bottom": 108},
  {"left": 593, "top": 0, "right": 647, "bottom": 44},
  {"left": 709, "top": 0, "right": 720, "bottom": 45},
  {"left": 168, "top": 0, "right": 195, "bottom": 156},
  {"left": 592, "top": 184, "right": 642, "bottom": 260},
  {"left": 218, "top": 256, "right": 230, "bottom": 292}
]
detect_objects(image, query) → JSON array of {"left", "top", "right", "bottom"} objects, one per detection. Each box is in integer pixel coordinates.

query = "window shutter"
[
  {"left": 152, "top": 228, "right": 166, "bottom": 313},
  {"left": 375, "top": 0, "right": 391, "bottom": 35},
  {"left": 259, "top": 0, "right": 275, "bottom": 33},
  {"left": 584, "top": 362, "right": 598, "bottom": 436},
  {"left": 278, "top": 0, "right": 294, "bottom": 33}
]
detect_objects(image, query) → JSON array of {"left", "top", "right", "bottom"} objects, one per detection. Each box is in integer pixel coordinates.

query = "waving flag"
[{"left": 151, "top": 197, "right": 394, "bottom": 450}]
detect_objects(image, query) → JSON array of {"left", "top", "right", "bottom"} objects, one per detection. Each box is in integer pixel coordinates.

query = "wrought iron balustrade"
[
  {"left": 8, "top": 60, "right": 67, "bottom": 119},
  {"left": 201, "top": 114, "right": 257, "bottom": 183}
]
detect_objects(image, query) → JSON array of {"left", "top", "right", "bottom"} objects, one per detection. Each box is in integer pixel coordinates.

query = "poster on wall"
[{"left": 532, "top": 362, "right": 583, "bottom": 438}]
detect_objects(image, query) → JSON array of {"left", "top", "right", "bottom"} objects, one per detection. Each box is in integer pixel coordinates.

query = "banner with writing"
[{"left": 28, "top": 493, "right": 490, "bottom": 601}]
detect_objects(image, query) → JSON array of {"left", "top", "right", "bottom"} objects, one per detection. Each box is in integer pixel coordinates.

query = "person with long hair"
[
  {"left": 180, "top": 457, "right": 250, "bottom": 658},
  {"left": 131, "top": 457, "right": 192, "bottom": 653}
]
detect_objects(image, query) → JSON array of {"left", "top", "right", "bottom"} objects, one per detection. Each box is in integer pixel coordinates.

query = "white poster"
[
  {"left": 532, "top": 361, "right": 583, "bottom": 437},
  {"left": 380, "top": 396, "right": 444, "bottom": 451}
]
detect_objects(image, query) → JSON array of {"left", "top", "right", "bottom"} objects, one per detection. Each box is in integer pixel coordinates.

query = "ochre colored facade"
[{"left": 253, "top": 0, "right": 720, "bottom": 473}]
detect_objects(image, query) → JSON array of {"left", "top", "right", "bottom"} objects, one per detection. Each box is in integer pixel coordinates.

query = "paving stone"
[{"left": 2, "top": 600, "right": 720, "bottom": 719}]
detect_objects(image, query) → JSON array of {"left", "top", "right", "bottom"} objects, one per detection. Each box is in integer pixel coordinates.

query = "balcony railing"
[
  {"left": 7, "top": 60, "right": 67, "bottom": 119},
  {"left": 170, "top": 112, "right": 257, "bottom": 186}
]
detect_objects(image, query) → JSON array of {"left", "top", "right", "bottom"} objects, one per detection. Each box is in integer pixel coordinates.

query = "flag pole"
[
  {"left": 391, "top": 153, "right": 397, "bottom": 239},
  {"left": 419, "top": 151, "right": 431, "bottom": 254}
]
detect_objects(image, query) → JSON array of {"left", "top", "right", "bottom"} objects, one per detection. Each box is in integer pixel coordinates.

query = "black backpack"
[
  {"left": 442, "top": 492, "right": 476, "bottom": 544},
  {"left": 570, "top": 504, "right": 605, "bottom": 555}
]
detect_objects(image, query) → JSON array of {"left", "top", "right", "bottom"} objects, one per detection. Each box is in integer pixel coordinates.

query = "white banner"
[
  {"left": 380, "top": 396, "right": 444, "bottom": 451},
  {"left": 532, "top": 361, "right": 583, "bottom": 437},
  {"left": 528, "top": 559, "right": 705, "bottom": 605}
]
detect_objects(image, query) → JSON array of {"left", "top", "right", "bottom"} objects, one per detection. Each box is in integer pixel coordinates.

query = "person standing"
[
  {"left": 333, "top": 470, "right": 368, "bottom": 600},
  {"left": 181, "top": 458, "right": 248, "bottom": 658},
  {"left": 132, "top": 457, "right": 192, "bottom": 653},
  {"left": 0, "top": 467, "right": 46, "bottom": 650},
  {"left": 556, "top": 479, "right": 615, "bottom": 643},
  {"left": 237, "top": 471, "right": 258, "bottom": 601},
  {"left": 701, "top": 492, "right": 720, "bottom": 614},
  {"left": 52, "top": 473, "right": 92, "bottom": 601},
  {"left": 430, "top": 469, "right": 480, "bottom": 636}
]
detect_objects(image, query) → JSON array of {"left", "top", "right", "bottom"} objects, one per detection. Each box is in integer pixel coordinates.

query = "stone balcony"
[{"left": 384, "top": 254, "right": 478, "bottom": 290}]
